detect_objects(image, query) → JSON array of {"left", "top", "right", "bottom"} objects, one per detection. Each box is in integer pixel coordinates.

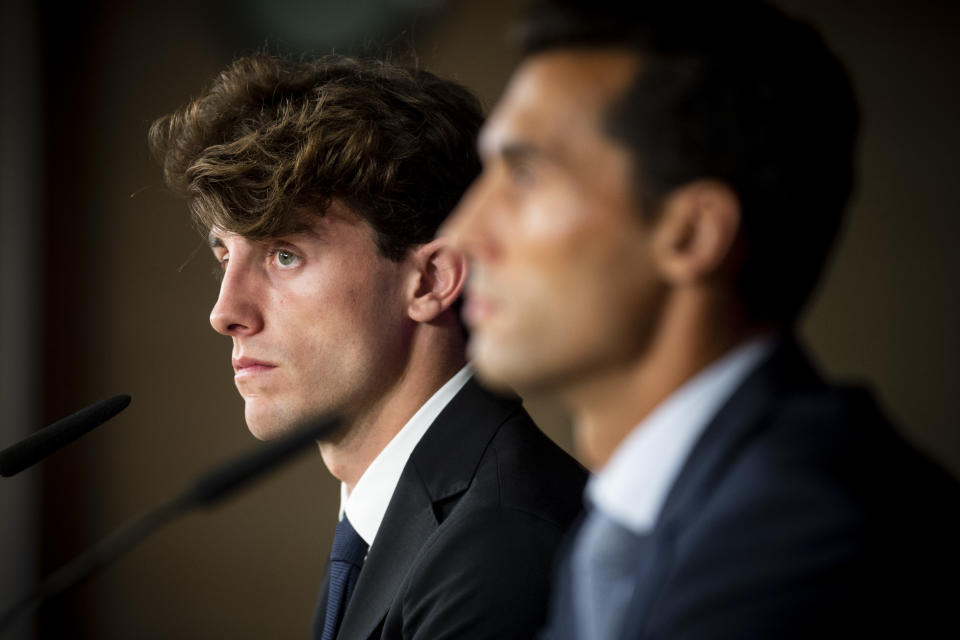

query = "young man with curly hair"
[{"left": 149, "top": 53, "right": 585, "bottom": 640}]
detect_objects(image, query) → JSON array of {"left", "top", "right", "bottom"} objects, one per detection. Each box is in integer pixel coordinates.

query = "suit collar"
[
  {"left": 407, "top": 376, "right": 523, "bottom": 503},
  {"left": 342, "top": 365, "right": 473, "bottom": 547},
  {"left": 335, "top": 377, "right": 523, "bottom": 640},
  {"left": 587, "top": 336, "right": 775, "bottom": 534},
  {"left": 656, "top": 335, "right": 823, "bottom": 529}
]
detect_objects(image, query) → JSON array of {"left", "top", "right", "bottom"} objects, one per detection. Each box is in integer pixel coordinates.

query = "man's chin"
[
  {"left": 245, "top": 421, "right": 287, "bottom": 441},
  {"left": 243, "top": 405, "right": 297, "bottom": 441},
  {"left": 470, "top": 364, "right": 516, "bottom": 394},
  {"left": 469, "top": 336, "right": 543, "bottom": 393},
  {"left": 244, "top": 403, "right": 345, "bottom": 442},
  {"left": 469, "top": 334, "right": 590, "bottom": 399}
]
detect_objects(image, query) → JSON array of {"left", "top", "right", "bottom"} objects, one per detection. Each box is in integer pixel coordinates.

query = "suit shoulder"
[
  {"left": 692, "top": 386, "right": 958, "bottom": 534},
  {"left": 744, "top": 386, "right": 957, "bottom": 505},
  {"left": 478, "top": 405, "right": 587, "bottom": 530},
  {"left": 643, "top": 387, "right": 960, "bottom": 636}
]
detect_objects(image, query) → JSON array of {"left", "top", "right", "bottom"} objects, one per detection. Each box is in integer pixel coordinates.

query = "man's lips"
[{"left": 232, "top": 356, "right": 278, "bottom": 379}]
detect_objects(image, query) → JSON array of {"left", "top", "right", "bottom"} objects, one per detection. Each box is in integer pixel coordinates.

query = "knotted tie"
[
  {"left": 572, "top": 509, "right": 647, "bottom": 640},
  {"left": 321, "top": 516, "right": 368, "bottom": 640}
]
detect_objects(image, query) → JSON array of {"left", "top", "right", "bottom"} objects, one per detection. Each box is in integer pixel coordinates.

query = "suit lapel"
[
  {"left": 612, "top": 338, "right": 823, "bottom": 638},
  {"left": 336, "top": 473, "right": 438, "bottom": 640},
  {"left": 656, "top": 336, "right": 822, "bottom": 529},
  {"left": 335, "top": 378, "right": 522, "bottom": 640}
]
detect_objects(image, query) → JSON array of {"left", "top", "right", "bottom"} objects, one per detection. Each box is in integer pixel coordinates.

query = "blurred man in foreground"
[
  {"left": 445, "top": 1, "right": 960, "bottom": 637},
  {"left": 149, "top": 52, "right": 585, "bottom": 639}
]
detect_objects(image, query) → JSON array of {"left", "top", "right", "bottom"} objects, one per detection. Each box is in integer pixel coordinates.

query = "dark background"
[{"left": 1, "top": 0, "right": 957, "bottom": 637}]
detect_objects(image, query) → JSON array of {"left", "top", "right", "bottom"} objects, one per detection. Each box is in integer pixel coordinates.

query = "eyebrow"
[
  {"left": 207, "top": 225, "right": 326, "bottom": 251},
  {"left": 500, "top": 141, "right": 544, "bottom": 163}
]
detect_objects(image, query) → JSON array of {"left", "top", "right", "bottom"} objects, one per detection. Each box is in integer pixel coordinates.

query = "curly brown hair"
[{"left": 148, "top": 53, "right": 484, "bottom": 260}]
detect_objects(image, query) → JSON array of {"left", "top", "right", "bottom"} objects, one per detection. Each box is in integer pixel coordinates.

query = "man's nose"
[
  {"left": 209, "top": 261, "right": 264, "bottom": 337},
  {"left": 443, "top": 173, "right": 500, "bottom": 262}
]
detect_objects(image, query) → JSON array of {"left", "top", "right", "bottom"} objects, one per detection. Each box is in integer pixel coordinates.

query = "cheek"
[
  {"left": 342, "top": 262, "right": 410, "bottom": 348},
  {"left": 518, "top": 188, "right": 594, "bottom": 243},
  {"left": 276, "top": 277, "right": 368, "bottom": 359},
  {"left": 510, "top": 195, "right": 620, "bottom": 299},
  {"left": 519, "top": 211, "right": 653, "bottom": 333},
  {"left": 500, "top": 192, "right": 591, "bottom": 293}
]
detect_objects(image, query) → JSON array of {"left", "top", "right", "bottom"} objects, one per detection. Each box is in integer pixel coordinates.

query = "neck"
[
  {"left": 567, "top": 289, "right": 775, "bottom": 470},
  {"left": 318, "top": 316, "right": 467, "bottom": 491}
]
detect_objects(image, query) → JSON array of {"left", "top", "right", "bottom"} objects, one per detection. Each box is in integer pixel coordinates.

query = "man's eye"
[
  {"left": 274, "top": 249, "right": 298, "bottom": 267},
  {"left": 506, "top": 161, "right": 536, "bottom": 188},
  {"left": 211, "top": 254, "right": 228, "bottom": 281}
]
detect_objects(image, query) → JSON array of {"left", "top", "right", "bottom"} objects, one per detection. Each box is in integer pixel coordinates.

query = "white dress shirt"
[
  {"left": 587, "top": 337, "right": 775, "bottom": 534},
  {"left": 338, "top": 365, "right": 473, "bottom": 549}
]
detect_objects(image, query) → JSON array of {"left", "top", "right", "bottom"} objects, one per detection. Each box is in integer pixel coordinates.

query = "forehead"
[
  {"left": 480, "top": 49, "right": 640, "bottom": 158},
  {"left": 208, "top": 200, "right": 374, "bottom": 247}
]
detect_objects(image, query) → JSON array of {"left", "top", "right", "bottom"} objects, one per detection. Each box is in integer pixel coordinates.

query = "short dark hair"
[
  {"left": 148, "top": 52, "right": 484, "bottom": 261},
  {"left": 518, "top": 0, "right": 859, "bottom": 323}
]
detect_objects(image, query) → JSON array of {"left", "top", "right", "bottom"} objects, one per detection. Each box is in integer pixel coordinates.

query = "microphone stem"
[
  {"left": 0, "top": 414, "right": 336, "bottom": 635},
  {"left": 0, "top": 493, "right": 192, "bottom": 633}
]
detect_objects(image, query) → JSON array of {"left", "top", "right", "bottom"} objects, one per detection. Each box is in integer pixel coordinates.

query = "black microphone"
[
  {"left": 0, "top": 394, "right": 131, "bottom": 478},
  {"left": 0, "top": 413, "right": 340, "bottom": 632}
]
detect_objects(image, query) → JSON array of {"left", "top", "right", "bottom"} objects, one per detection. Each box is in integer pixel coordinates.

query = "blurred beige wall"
[{"left": 2, "top": 0, "right": 956, "bottom": 637}]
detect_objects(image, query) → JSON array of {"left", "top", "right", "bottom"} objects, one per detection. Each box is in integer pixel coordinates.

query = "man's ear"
[
  {"left": 407, "top": 237, "right": 468, "bottom": 323},
  {"left": 651, "top": 179, "right": 742, "bottom": 285}
]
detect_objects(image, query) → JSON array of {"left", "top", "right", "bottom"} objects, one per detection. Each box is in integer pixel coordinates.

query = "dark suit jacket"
[
  {"left": 314, "top": 377, "right": 587, "bottom": 640},
  {"left": 543, "top": 338, "right": 960, "bottom": 639}
]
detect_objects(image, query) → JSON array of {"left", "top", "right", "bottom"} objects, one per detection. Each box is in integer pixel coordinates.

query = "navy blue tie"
[{"left": 321, "top": 516, "right": 368, "bottom": 640}]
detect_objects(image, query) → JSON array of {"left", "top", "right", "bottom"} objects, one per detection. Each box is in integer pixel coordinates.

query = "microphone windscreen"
[{"left": 0, "top": 394, "right": 131, "bottom": 477}]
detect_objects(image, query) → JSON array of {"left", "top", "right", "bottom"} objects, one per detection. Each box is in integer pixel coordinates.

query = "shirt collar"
[
  {"left": 587, "top": 336, "right": 775, "bottom": 534},
  {"left": 339, "top": 364, "right": 473, "bottom": 548}
]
